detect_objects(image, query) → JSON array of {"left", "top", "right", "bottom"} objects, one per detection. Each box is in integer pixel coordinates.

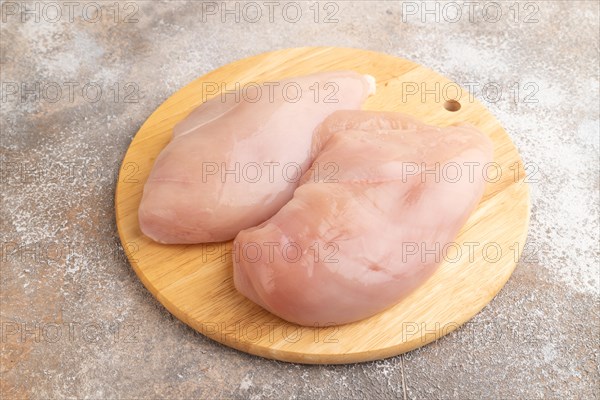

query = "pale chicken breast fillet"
[
  {"left": 139, "top": 72, "right": 375, "bottom": 243},
  {"left": 233, "top": 111, "right": 494, "bottom": 326}
]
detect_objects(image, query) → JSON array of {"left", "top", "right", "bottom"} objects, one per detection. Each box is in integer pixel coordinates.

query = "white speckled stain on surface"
[{"left": 1, "top": 1, "right": 598, "bottom": 399}]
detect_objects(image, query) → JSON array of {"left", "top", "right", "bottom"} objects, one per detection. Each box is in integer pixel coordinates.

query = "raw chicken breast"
[
  {"left": 233, "top": 111, "right": 494, "bottom": 326},
  {"left": 139, "top": 71, "right": 375, "bottom": 243}
]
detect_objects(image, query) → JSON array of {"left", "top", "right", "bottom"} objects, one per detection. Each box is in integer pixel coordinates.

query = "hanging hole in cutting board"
[{"left": 444, "top": 99, "right": 461, "bottom": 112}]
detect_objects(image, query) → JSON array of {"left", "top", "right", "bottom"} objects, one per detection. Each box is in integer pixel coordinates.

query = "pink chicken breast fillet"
[
  {"left": 139, "top": 71, "right": 376, "bottom": 244},
  {"left": 233, "top": 111, "right": 494, "bottom": 326}
]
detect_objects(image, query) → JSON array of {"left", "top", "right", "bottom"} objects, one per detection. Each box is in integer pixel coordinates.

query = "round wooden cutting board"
[{"left": 115, "top": 47, "right": 530, "bottom": 364}]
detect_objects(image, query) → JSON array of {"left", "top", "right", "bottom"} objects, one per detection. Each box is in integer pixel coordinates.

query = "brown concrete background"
[{"left": 1, "top": 1, "right": 598, "bottom": 398}]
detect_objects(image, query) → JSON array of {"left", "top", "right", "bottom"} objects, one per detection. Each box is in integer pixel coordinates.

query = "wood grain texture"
[{"left": 115, "top": 47, "right": 530, "bottom": 364}]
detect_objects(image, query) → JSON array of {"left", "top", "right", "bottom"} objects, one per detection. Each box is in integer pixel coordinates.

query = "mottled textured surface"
[{"left": 1, "top": 1, "right": 598, "bottom": 399}]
